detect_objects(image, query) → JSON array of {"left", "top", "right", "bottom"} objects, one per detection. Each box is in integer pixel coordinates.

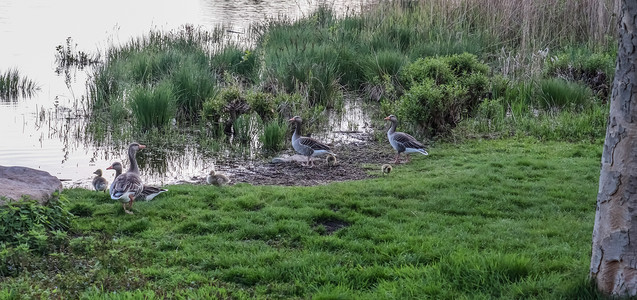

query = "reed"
[
  {"left": 260, "top": 119, "right": 288, "bottom": 153},
  {"left": 0, "top": 68, "right": 39, "bottom": 100},
  {"left": 130, "top": 82, "right": 175, "bottom": 130}
]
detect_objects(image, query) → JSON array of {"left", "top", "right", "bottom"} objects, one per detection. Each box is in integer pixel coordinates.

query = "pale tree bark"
[{"left": 590, "top": 0, "right": 637, "bottom": 296}]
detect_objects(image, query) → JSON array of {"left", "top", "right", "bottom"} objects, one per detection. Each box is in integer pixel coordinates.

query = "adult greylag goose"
[
  {"left": 384, "top": 115, "right": 428, "bottom": 163},
  {"left": 109, "top": 143, "right": 145, "bottom": 214},
  {"left": 107, "top": 161, "right": 168, "bottom": 201},
  {"left": 92, "top": 169, "right": 108, "bottom": 192},
  {"left": 288, "top": 116, "right": 335, "bottom": 167},
  {"left": 382, "top": 164, "right": 392, "bottom": 175},
  {"left": 206, "top": 169, "right": 231, "bottom": 186}
]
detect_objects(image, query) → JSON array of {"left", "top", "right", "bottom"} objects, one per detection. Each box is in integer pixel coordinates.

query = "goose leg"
[
  {"left": 124, "top": 195, "right": 135, "bottom": 214},
  {"left": 394, "top": 153, "right": 401, "bottom": 164}
]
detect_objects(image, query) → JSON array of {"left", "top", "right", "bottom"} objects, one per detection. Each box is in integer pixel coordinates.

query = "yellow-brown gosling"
[
  {"left": 382, "top": 164, "right": 392, "bottom": 176},
  {"left": 207, "top": 170, "right": 231, "bottom": 186}
]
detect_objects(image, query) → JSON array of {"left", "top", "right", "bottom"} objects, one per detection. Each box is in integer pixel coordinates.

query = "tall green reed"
[{"left": 130, "top": 82, "right": 175, "bottom": 130}]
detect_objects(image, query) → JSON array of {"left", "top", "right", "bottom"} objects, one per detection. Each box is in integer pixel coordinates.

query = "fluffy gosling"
[
  {"left": 206, "top": 170, "right": 231, "bottom": 186},
  {"left": 381, "top": 164, "right": 392, "bottom": 176}
]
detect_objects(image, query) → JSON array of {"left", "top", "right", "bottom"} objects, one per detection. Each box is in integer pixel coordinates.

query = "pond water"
[{"left": 0, "top": 0, "right": 377, "bottom": 189}]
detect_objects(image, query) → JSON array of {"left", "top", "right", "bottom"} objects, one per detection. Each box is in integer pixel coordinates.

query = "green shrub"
[
  {"left": 545, "top": 47, "right": 615, "bottom": 97},
  {"left": 247, "top": 91, "right": 276, "bottom": 122},
  {"left": 396, "top": 53, "right": 491, "bottom": 136},
  {"left": 400, "top": 57, "right": 454, "bottom": 88}
]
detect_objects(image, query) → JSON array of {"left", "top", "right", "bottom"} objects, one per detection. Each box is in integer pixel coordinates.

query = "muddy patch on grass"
[
  {"left": 200, "top": 133, "right": 397, "bottom": 186},
  {"left": 314, "top": 218, "right": 351, "bottom": 235}
]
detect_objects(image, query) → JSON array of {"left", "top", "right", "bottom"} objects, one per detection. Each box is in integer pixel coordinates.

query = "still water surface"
[{"left": 0, "top": 0, "right": 374, "bottom": 188}]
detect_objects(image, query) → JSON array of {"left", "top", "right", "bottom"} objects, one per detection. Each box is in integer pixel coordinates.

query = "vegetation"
[
  {"left": 0, "top": 69, "right": 39, "bottom": 100},
  {"left": 0, "top": 139, "right": 604, "bottom": 298}
]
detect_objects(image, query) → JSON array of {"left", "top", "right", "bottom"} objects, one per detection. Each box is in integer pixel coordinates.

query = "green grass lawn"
[{"left": 0, "top": 139, "right": 604, "bottom": 299}]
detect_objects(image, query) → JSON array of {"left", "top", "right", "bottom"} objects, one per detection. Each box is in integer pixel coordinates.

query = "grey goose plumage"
[
  {"left": 107, "top": 161, "right": 167, "bottom": 201},
  {"left": 288, "top": 116, "right": 335, "bottom": 166},
  {"left": 108, "top": 143, "right": 145, "bottom": 214},
  {"left": 384, "top": 115, "right": 428, "bottom": 163}
]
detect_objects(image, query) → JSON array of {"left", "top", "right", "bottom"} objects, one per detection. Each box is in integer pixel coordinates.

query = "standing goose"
[
  {"left": 288, "top": 116, "right": 335, "bottom": 167},
  {"left": 109, "top": 143, "right": 146, "bottom": 214},
  {"left": 92, "top": 169, "right": 108, "bottom": 192},
  {"left": 107, "top": 161, "right": 167, "bottom": 201},
  {"left": 384, "top": 115, "right": 428, "bottom": 163}
]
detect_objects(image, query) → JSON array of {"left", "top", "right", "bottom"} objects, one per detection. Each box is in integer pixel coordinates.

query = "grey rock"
[{"left": 0, "top": 166, "right": 63, "bottom": 205}]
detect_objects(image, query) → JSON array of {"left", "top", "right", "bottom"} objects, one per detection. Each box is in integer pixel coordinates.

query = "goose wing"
[
  {"left": 110, "top": 172, "right": 144, "bottom": 200},
  {"left": 393, "top": 132, "right": 425, "bottom": 149},
  {"left": 299, "top": 136, "right": 331, "bottom": 151}
]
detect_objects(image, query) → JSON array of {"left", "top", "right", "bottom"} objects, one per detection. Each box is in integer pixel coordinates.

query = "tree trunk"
[{"left": 590, "top": 0, "right": 637, "bottom": 296}]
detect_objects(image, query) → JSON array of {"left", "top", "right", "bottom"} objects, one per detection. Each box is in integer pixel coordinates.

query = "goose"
[
  {"left": 382, "top": 164, "right": 392, "bottom": 175},
  {"left": 384, "top": 115, "right": 428, "bottom": 163},
  {"left": 109, "top": 143, "right": 146, "bottom": 214},
  {"left": 288, "top": 116, "right": 335, "bottom": 167},
  {"left": 206, "top": 169, "right": 231, "bottom": 186},
  {"left": 326, "top": 153, "right": 337, "bottom": 166},
  {"left": 107, "top": 161, "right": 167, "bottom": 201},
  {"left": 92, "top": 169, "right": 108, "bottom": 192}
]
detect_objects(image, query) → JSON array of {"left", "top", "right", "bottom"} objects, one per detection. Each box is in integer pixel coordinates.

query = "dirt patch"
[
  {"left": 221, "top": 133, "right": 396, "bottom": 186},
  {"left": 314, "top": 218, "right": 351, "bottom": 235}
]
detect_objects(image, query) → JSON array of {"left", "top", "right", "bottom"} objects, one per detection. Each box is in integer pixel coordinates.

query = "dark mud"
[{"left": 210, "top": 133, "right": 397, "bottom": 186}]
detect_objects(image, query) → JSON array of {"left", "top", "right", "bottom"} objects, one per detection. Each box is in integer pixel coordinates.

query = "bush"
[
  {"left": 545, "top": 47, "right": 615, "bottom": 98},
  {"left": 396, "top": 53, "right": 491, "bottom": 136},
  {"left": 247, "top": 91, "right": 276, "bottom": 122}
]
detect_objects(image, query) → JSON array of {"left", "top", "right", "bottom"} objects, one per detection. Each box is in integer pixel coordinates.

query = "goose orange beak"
[
  {"left": 384, "top": 116, "right": 390, "bottom": 120},
  {"left": 139, "top": 144, "right": 146, "bottom": 149},
  {"left": 106, "top": 166, "right": 113, "bottom": 170}
]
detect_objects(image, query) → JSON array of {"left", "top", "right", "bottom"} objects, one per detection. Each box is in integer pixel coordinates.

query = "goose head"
[
  {"left": 384, "top": 115, "right": 398, "bottom": 123},
  {"left": 93, "top": 169, "right": 103, "bottom": 176},
  {"left": 106, "top": 162, "right": 123, "bottom": 173}
]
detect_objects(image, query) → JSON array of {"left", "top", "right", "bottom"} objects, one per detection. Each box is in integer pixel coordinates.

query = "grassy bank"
[{"left": 1, "top": 139, "right": 603, "bottom": 299}]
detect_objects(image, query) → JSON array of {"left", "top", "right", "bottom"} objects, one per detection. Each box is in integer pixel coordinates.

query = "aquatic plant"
[
  {"left": 54, "top": 37, "right": 100, "bottom": 69},
  {"left": 0, "top": 68, "right": 39, "bottom": 100},
  {"left": 260, "top": 119, "right": 288, "bottom": 153},
  {"left": 130, "top": 81, "right": 176, "bottom": 130}
]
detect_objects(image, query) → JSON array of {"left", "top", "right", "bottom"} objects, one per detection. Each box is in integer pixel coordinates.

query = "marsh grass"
[
  {"left": 260, "top": 119, "right": 288, "bottom": 153},
  {"left": 0, "top": 69, "right": 39, "bottom": 100},
  {"left": 0, "top": 139, "right": 603, "bottom": 298},
  {"left": 130, "top": 82, "right": 175, "bottom": 130}
]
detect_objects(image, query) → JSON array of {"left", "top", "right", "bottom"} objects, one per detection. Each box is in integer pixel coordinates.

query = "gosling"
[
  {"left": 92, "top": 169, "right": 108, "bottom": 192},
  {"left": 381, "top": 164, "right": 392, "bottom": 176},
  {"left": 326, "top": 154, "right": 337, "bottom": 166},
  {"left": 206, "top": 170, "right": 231, "bottom": 186}
]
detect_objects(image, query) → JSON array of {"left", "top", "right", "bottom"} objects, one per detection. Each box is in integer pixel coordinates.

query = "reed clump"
[{"left": 0, "top": 68, "right": 39, "bottom": 100}]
